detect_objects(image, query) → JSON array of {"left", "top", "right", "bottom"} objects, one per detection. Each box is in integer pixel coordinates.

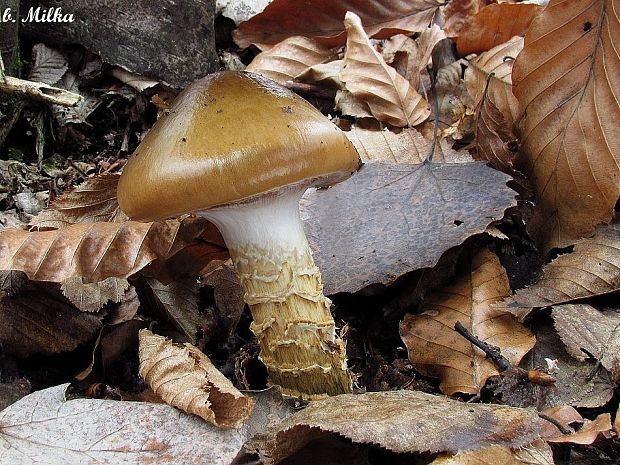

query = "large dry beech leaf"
[
  {"left": 61, "top": 276, "right": 130, "bottom": 312},
  {"left": 0, "top": 218, "right": 208, "bottom": 283},
  {"left": 0, "top": 383, "right": 293, "bottom": 465},
  {"left": 465, "top": 37, "right": 523, "bottom": 175},
  {"left": 512, "top": 0, "right": 620, "bottom": 250},
  {"left": 345, "top": 126, "right": 473, "bottom": 164},
  {"left": 0, "top": 283, "right": 102, "bottom": 358},
  {"left": 552, "top": 304, "right": 620, "bottom": 376},
  {"left": 302, "top": 161, "right": 516, "bottom": 294},
  {"left": 245, "top": 390, "right": 542, "bottom": 464},
  {"left": 30, "top": 174, "right": 125, "bottom": 229},
  {"left": 456, "top": 4, "right": 543, "bottom": 56},
  {"left": 341, "top": 12, "right": 431, "bottom": 127},
  {"left": 246, "top": 36, "right": 337, "bottom": 85},
  {"left": 400, "top": 248, "right": 536, "bottom": 395},
  {"left": 139, "top": 329, "right": 254, "bottom": 429},
  {"left": 430, "top": 442, "right": 554, "bottom": 465},
  {"left": 497, "top": 222, "right": 620, "bottom": 320},
  {"left": 233, "top": 0, "right": 444, "bottom": 48}
]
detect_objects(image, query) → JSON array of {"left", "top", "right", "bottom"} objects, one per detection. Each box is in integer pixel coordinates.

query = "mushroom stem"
[{"left": 200, "top": 190, "right": 352, "bottom": 399}]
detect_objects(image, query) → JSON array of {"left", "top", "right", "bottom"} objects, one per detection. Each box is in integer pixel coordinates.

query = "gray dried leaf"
[
  {"left": 52, "top": 72, "right": 101, "bottom": 125},
  {"left": 28, "top": 43, "right": 68, "bottom": 86}
]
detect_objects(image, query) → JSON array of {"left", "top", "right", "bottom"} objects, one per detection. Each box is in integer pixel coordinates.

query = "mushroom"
[{"left": 117, "top": 71, "right": 360, "bottom": 399}]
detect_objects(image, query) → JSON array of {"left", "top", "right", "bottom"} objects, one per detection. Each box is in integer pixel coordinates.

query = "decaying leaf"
[
  {"left": 30, "top": 174, "right": 125, "bottom": 228},
  {"left": 552, "top": 304, "right": 620, "bottom": 376},
  {"left": 52, "top": 72, "right": 102, "bottom": 126},
  {"left": 202, "top": 262, "right": 247, "bottom": 340},
  {"left": 512, "top": 0, "right": 620, "bottom": 250},
  {"left": 0, "top": 270, "right": 28, "bottom": 296},
  {"left": 0, "top": 283, "right": 102, "bottom": 357},
  {"left": 61, "top": 276, "right": 130, "bottom": 312},
  {"left": 442, "top": 0, "right": 481, "bottom": 36},
  {"left": 245, "top": 390, "right": 542, "bottom": 464},
  {"left": 28, "top": 43, "right": 68, "bottom": 85},
  {"left": 430, "top": 442, "right": 554, "bottom": 465},
  {"left": 0, "top": 218, "right": 208, "bottom": 283},
  {"left": 139, "top": 330, "right": 254, "bottom": 428},
  {"left": 233, "top": 0, "right": 444, "bottom": 48},
  {"left": 341, "top": 12, "right": 430, "bottom": 127},
  {"left": 302, "top": 161, "right": 516, "bottom": 294},
  {"left": 0, "top": 383, "right": 292, "bottom": 465},
  {"left": 456, "top": 4, "right": 543, "bottom": 56},
  {"left": 345, "top": 126, "right": 472, "bottom": 164},
  {"left": 400, "top": 248, "right": 536, "bottom": 395},
  {"left": 246, "top": 36, "right": 336, "bottom": 85},
  {"left": 544, "top": 410, "right": 613, "bottom": 445},
  {"left": 497, "top": 222, "right": 620, "bottom": 320}
]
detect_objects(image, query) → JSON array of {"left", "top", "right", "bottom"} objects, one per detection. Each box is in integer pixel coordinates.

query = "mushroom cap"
[{"left": 117, "top": 71, "right": 360, "bottom": 221}]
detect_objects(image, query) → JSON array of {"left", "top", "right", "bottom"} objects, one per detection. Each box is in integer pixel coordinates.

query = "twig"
[
  {"left": 454, "top": 321, "right": 511, "bottom": 371},
  {"left": 0, "top": 76, "right": 82, "bottom": 107}
]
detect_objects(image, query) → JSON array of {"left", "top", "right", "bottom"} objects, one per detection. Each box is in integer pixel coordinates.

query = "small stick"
[
  {"left": 0, "top": 76, "right": 82, "bottom": 107},
  {"left": 454, "top": 321, "right": 511, "bottom": 371}
]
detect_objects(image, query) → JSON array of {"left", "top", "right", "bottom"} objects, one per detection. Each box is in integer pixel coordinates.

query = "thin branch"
[
  {"left": 454, "top": 321, "right": 511, "bottom": 371},
  {"left": 0, "top": 76, "right": 82, "bottom": 107}
]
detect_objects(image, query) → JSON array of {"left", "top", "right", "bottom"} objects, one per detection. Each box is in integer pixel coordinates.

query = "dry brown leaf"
[
  {"left": 552, "top": 304, "right": 620, "bottom": 376},
  {"left": 465, "top": 37, "right": 523, "bottom": 174},
  {"left": 0, "top": 283, "right": 102, "bottom": 357},
  {"left": 233, "top": 0, "right": 444, "bottom": 48},
  {"left": 0, "top": 270, "right": 28, "bottom": 296},
  {"left": 61, "top": 276, "right": 130, "bottom": 312},
  {"left": 29, "top": 174, "right": 125, "bottom": 229},
  {"left": 139, "top": 329, "right": 254, "bottom": 428},
  {"left": 246, "top": 36, "right": 336, "bottom": 85},
  {"left": 546, "top": 412, "right": 613, "bottom": 444},
  {"left": 341, "top": 12, "right": 431, "bottom": 127},
  {"left": 245, "top": 390, "right": 542, "bottom": 464},
  {"left": 202, "top": 262, "right": 247, "bottom": 340},
  {"left": 456, "top": 4, "right": 543, "bottom": 55},
  {"left": 539, "top": 405, "right": 584, "bottom": 439},
  {"left": 0, "top": 218, "right": 208, "bottom": 283},
  {"left": 345, "top": 126, "right": 472, "bottom": 163},
  {"left": 334, "top": 89, "right": 375, "bottom": 119},
  {"left": 512, "top": 0, "right": 620, "bottom": 250},
  {"left": 497, "top": 222, "right": 620, "bottom": 320},
  {"left": 296, "top": 59, "right": 345, "bottom": 88},
  {"left": 430, "top": 442, "right": 554, "bottom": 465},
  {"left": 400, "top": 248, "right": 535, "bottom": 395},
  {"left": 302, "top": 161, "right": 516, "bottom": 294},
  {"left": 442, "top": 0, "right": 483, "bottom": 36}
]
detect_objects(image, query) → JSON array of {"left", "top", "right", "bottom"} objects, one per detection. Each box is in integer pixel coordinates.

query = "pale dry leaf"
[
  {"left": 497, "top": 222, "right": 620, "bottom": 320},
  {"left": 245, "top": 390, "right": 542, "bottom": 464},
  {"left": 28, "top": 43, "right": 68, "bottom": 85},
  {"left": 143, "top": 277, "right": 214, "bottom": 348},
  {"left": 246, "top": 36, "right": 336, "bottom": 85},
  {"left": 233, "top": 0, "right": 444, "bottom": 48},
  {"left": 400, "top": 248, "right": 536, "bottom": 395},
  {"left": 0, "top": 283, "right": 102, "bottom": 357},
  {"left": 0, "top": 383, "right": 293, "bottom": 465},
  {"left": 61, "top": 276, "right": 130, "bottom": 312},
  {"left": 334, "top": 89, "right": 374, "bottom": 119},
  {"left": 512, "top": 440, "right": 555, "bottom": 465},
  {"left": 52, "top": 72, "right": 101, "bottom": 125},
  {"left": 110, "top": 67, "right": 159, "bottom": 92},
  {"left": 296, "top": 59, "right": 345, "bottom": 88},
  {"left": 345, "top": 126, "right": 472, "bottom": 164},
  {"left": 139, "top": 329, "right": 254, "bottom": 428},
  {"left": 301, "top": 161, "right": 516, "bottom": 294},
  {"left": 456, "top": 3, "right": 543, "bottom": 56},
  {"left": 512, "top": 0, "right": 620, "bottom": 250},
  {"left": 546, "top": 413, "right": 613, "bottom": 444},
  {"left": 341, "top": 12, "right": 431, "bottom": 127},
  {"left": 430, "top": 442, "right": 554, "bottom": 465},
  {"left": 552, "top": 304, "right": 620, "bottom": 375},
  {"left": 30, "top": 174, "right": 124, "bottom": 228}
]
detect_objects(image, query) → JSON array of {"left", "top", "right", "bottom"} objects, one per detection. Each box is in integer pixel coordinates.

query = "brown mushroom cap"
[{"left": 117, "top": 71, "right": 360, "bottom": 221}]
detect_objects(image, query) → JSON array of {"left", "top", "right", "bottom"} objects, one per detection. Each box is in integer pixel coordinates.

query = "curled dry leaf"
[
  {"left": 245, "top": 390, "right": 542, "bottom": 464},
  {"left": 0, "top": 218, "right": 208, "bottom": 283},
  {"left": 544, "top": 411, "right": 613, "bottom": 445},
  {"left": 552, "top": 304, "right": 620, "bottom": 376},
  {"left": 345, "top": 126, "right": 472, "bottom": 164},
  {"left": 0, "top": 383, "right": 293, "bottom": 465},
  {"left": 0, "top": 283, "right": 102, "bottom": 357},
  {"left": 61, "top": 276, "right": 130, "bottom": 312},
  {"left": 301, "top": 161, "right": 516, "bottom": 294},
  {"left": 512, "top": 0, "right": 620, "bottom": 250},
  {"left": 138, "top": 329, "right": 254, "bottom": 428},
  {"left": 233, "top": 0, "right": 444, "bottom": 48},
  {"left": 497, "top": 222, "right": 620, "bottom": 321},
  {"left": 456, "top": 3, "right": 543, "bottom": 56},
  {"left": 341, "top": 12, "right": 431, "bottom": 127},
  {"left": 30, "top": 173, "right": 125, "bottom": 229},
  {"left": 246, "top": 36, "right": 336, "bottom": 85},
  {"left": 430, "top": 442, "right": 554, "bottom": 465},
  {"left": 400, "top": 248, "right": 536, "bottom": 395}
]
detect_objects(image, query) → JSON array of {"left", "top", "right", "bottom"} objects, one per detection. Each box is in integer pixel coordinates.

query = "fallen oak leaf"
[
  {"left": 341, "top": 12, "right": 431, "bottom": 127},
  {"left": 139, "top": 330, "right": 254, "bottom": 428}
]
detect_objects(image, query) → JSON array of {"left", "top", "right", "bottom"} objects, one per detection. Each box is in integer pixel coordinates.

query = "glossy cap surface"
[{"left": 117, "top": 71, "right": 360, "bottom": 221}]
